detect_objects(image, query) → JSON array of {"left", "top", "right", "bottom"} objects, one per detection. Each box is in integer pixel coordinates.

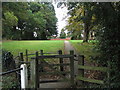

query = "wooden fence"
[
  {"left": 18, "top": 49, "right": 76, "bottom": 88},
  {"left": 76, "top": 55, "right": 110, "bottom": 87},
  {"left": 17, "top": 49, "right": 110, "bottom": 88}
]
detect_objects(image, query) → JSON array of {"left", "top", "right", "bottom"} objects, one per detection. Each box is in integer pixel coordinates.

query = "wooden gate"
[{"left": 29, "top": 50, "right": 76, "bottom": 88}]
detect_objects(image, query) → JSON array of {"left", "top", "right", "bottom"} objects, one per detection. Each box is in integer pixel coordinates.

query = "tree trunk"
[{"left": 83, "top": 23, "right": 89, "bottom": 42}]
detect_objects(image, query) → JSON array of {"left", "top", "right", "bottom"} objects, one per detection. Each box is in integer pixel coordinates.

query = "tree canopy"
[{"left": 2, "top": 2, "right": 57, "bottom": 40}]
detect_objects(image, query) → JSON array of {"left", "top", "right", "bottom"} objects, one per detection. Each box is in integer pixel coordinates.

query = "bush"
[
  {"left": 92, "top": 2, "right": 120, "bottom": 88},
  {"left": 2, "top": 49, "right": 16, "bottom": 71},
  {"left": 2, "top": 49, "right": 20, "bottom": 89}
]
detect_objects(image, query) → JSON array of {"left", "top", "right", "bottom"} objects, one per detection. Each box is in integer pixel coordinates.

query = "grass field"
[
  {"left": 69, "top": 40, "right": 97, "bottom": 61},
  {"left": 2, "top": 40, "right": 64, "bottom": 56}
]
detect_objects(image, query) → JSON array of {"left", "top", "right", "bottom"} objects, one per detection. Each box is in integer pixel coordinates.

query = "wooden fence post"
[
  {"left": 70, "top": 50, "right": 75, "bottom": 87},
  {"left": 40, "top": 50, "right": 43, "bottom": 55},
  {"left": 30, "top": 52, "right": 39, "bottom": 88},
  {"left": 25, "top": 49, "right": 28, "bottom": 62},
  {"left": 30, "top": 59, "right": 35, "bottom": 88},
  {"left": 20, "top": 52, "right": 24, "bottom": 61},
  {"left": 58, "top": 50, "right": 64, "bottom": 73},
  {"left": 40, "top": 50, "right": 44, "bottom": 72},
  {"left": 35, "top": 51, "right": 39, "bottom": 88},
  {"left": 19, "top": 52, "right": 24, "bottom": 64},
  {"left": 77, "top": 55, "right": 84, "bottom": 86}
]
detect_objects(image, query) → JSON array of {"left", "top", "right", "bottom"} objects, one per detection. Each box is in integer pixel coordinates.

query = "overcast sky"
[{"left": 52, "top": 1, "right": 69, "bottom": 36}]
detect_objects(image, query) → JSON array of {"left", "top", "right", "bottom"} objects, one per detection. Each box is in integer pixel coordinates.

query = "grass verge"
[
  {"left": 69, "top": 40, "right": 97, "bottom": 61},
  {"left": 2, "top": 40, "right": 64, "bottom": 56}
]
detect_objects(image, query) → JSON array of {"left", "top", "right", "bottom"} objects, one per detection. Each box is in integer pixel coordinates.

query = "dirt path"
[{"left": 64, "top": 40, "right": 78, "bottom": 76}]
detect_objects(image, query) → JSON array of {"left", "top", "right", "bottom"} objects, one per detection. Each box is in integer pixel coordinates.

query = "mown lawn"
[
  {"left": 2, "top": 40, "right": 64, "bottom": 56},
  {"left": 69, "top": 40, "right": 97, "bottom": 61}
]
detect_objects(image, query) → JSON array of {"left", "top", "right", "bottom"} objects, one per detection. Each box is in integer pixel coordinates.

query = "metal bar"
[
  {"left": 19, "top": 61, "right": 30, "bottom": 64},
  {"left": 0, "top": 68, "right": 23, "bottom": 76}
]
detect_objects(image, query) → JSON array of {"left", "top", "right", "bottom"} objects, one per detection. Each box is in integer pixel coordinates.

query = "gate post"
[
  {"left": 35, "top": 51, "right": 39, "bottom": 88},
  {"left": 30, "top": 52, "right": 39, "bottom": 88},
  {"left": 40, "top": 50, "right": 44, "bottom": 72},
  {"left": 70, "top": 50, "right": 75, "bottom": 87},
  {"left": 19, "top": 52, "right": 24, "bottom": 64},
  {"left": 77, "top": 55, "right": 84, "bottom": 86},
  {"left": 20, "top": 64, "right": 28, "bottom": 89},
  {"left": 25, "top": 49, "right": 28, "bottom": 62},
  {"left": 58, "top": 50, "right": 64, "bottom": 72}
]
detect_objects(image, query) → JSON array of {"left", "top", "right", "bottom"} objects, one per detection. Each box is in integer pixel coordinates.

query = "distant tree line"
[{"left": 2, "top": 2, "right": 57, "bottom": 40}]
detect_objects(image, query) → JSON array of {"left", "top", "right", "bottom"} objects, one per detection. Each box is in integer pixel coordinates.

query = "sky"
[{"left": 52, "top": 1, "right": 69, "bottom": 36}]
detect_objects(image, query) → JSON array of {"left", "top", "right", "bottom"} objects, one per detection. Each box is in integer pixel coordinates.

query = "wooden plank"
[
  {"left": 30, "top": 59, "right": 36, "bottom": 88},
  {"left": 41, "top": 60, "right": 68, "bottom": 80},
  {"left": 31, "top": 55, "right": 74, "bottom": 59},
  {"left": 58, "top": 50, "right": 64, "bottom": 72},
  {"left": 40, "top": 71, "right": 70, "bottom": 75},
  {"left": 77, "top": 55, "right": 84, "bottom": 86},
  {"left": 40, "top": 80, "right": 63, "bottom": 83},
  {"left": 35, "top": 51, "right": 39, "bottom": 88},
  {"left": 50, "top": 63, "right": 70, "bottom": 66},
  {"left": 76, "top": 76, "right": 104, "bottom": 84},
  {"left": 40, "top": 50, "right": 44, "bottom": 72},
  {"left": 70, "top": 50, "right": 75, "bottom": 87},
  {"left": 78, "top": 65, "right": 108, "bottom": 72},
  {"left": 40, "top": 79, "right": 70, "bottom": 83}
]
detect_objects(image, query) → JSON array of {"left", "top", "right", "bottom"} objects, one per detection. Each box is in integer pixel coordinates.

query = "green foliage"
[
  {"left": 91, "top": 2, "right": 120, "bottom": 88},
  {"left": 66, "top": 2, "right": 97, "bottom": 42},
  {"left": 70, "top": 40, "right": 97, "bottom": 61},
  {"left": 59, "top": 29, "right": 66, "bottom": 39},
  {"left": 2, "top": 2, "right": 57, "bottom": 40},
  {"left": 2, "top": 74, "right": 20, "bottom": 89},
  {"left": 3, "top": 11, "right": 18, "bottom": 27},
  {"left": 2, "top": 49, "right": 19, "bottom": 89},
  {"left": 2, "top": 49, "right": 16, "bottom": 71},
  {"left": 69, "top": 2, "right": 120, "bottom": 88}
]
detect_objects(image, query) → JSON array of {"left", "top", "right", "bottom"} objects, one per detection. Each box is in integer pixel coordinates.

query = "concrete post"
[{"left": 20, "top": 64, "right": 28, "bottom": 89}]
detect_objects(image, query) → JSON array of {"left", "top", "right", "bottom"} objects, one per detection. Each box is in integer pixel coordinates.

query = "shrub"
[{"left": 2, "top": 49, "right": 20, "bottom": 89}]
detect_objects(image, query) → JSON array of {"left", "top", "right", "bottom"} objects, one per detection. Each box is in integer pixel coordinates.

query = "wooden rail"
[
  {"left": 78, "top": 65, "right": 108, "bottom": 72},
  {"left": 76, "top": 55, "right": 109, "bottom": 86},
  {"left": 14, "top": 49, "right": 110, "bottom": 88}
]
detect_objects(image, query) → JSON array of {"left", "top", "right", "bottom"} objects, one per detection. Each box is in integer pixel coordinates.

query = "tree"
[
  {"left": 2, "top": 2, "right": 29, "bottom": 40},
  {"left": 59, "top": 29, "right": 66, "bottom": 39},
  {"left": 2, "top": 2, "right": 57, "bottom": 40},
  {"left": 66, "top": 2, "right": 97, "bottom": 42}
]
